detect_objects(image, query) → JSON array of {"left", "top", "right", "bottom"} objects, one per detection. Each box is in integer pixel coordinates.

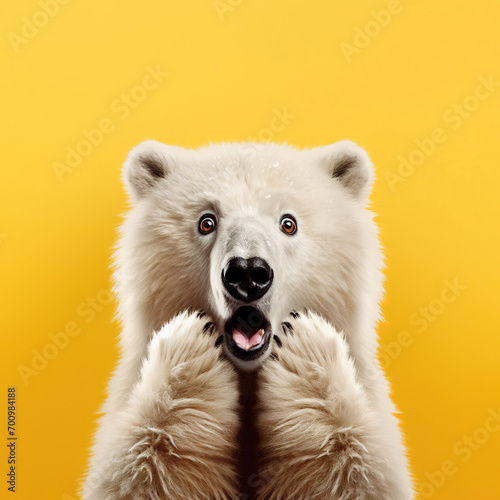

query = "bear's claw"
[{"left": 203, "top": 321, "right": 215, "bottom": 335}]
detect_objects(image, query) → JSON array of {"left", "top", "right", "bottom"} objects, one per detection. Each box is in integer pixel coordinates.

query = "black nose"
[{"left": 222, "top": 257, "right": 273, "bottom": 303}]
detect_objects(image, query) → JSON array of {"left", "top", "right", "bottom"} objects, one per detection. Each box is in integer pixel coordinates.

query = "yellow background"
[{"left": 2, "top": 1, "right": 499, "bottom": 498}]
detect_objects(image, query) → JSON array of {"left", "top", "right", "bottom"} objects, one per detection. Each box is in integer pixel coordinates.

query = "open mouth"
[{"left": 224, "top": 306, "right": 271, "bottom": 361}]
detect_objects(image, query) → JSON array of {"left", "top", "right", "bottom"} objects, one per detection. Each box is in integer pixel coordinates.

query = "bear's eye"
[
  {"left": 280, "top": 214, "right": 297, "bottom": 235},
  {"left": 199, "top": 214, "right": 217, "bottom": 235}
]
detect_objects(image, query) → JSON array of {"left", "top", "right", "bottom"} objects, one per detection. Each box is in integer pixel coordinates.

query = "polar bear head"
[{"left": 116, "top": 140, "right": 383, "bottom": 370}]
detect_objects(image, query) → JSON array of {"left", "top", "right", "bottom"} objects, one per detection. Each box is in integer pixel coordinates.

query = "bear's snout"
[{"left": 222, "top": 257, "right": 273, "bottom": 303}]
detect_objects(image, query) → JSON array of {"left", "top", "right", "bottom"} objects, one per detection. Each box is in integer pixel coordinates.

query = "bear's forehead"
[
  {"left": 153, "top": 143, "right": 343, "bottom": 216},
  {"left": 173, "top": 144, "right": 324, "bottom": 191},
  {"left": 170, "top": 160, "right": 324, "bottom": 211}
]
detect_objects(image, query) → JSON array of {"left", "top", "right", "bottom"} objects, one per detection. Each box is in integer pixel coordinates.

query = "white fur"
[
  {"left": 83, "top": 140, "right": 413, "bottom": 499},
  {"left": 258, "top": 311, "right": 411, "bottom": 499},
  {"left": 83, "top": 312, "right": 240, "bottom": 499}
]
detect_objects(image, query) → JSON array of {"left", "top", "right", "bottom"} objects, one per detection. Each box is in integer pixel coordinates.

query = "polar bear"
[{"left": 83, "top": 140, "right": 413, "bottom": 499}]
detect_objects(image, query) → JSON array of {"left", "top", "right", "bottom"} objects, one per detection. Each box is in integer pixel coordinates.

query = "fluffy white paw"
[
  {"left": 84, "top": 311, "right": 240, "bottom": 500},
  {"left": 138, "top": 310, "right": 227, "bottom": 393},
  {"left": 256, "top": 311, "right": 392, "bottom": 499},
  {"left": 271, "top": 311, "right": 355, "bottom": 377}
]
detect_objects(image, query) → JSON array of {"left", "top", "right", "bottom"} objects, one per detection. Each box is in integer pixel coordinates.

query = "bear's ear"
[
  {"left": 122, "top": 140, "right": 173, "bottom": 201},
  {"left": 317, "top": 140, "right": 374, "bottom": 201}
]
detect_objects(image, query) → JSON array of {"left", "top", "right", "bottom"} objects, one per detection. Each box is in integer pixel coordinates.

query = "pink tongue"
[{"left": 232, "top": 328, "right": 264, "bottom": 351}]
